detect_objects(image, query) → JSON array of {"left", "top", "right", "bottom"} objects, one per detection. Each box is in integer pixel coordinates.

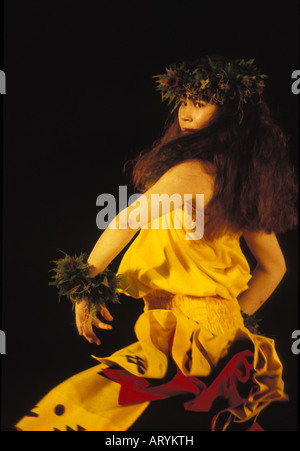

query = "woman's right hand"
[{"left": 75, "top": 300, "right": 114, "bottom": 346}]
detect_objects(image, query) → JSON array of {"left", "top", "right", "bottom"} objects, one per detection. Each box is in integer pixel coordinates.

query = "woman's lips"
[{"left": 182, "top": 128, "right": 195, "bottom": 133}]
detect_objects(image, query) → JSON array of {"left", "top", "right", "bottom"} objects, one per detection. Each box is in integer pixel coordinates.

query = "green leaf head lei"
[{"left": 153, "top": 57, "right": 268, "bottom": 112}]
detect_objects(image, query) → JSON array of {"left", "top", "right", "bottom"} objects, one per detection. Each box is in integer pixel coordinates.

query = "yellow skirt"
[{"left": 16, "top": 291, "right": 288, "bottom": 431}]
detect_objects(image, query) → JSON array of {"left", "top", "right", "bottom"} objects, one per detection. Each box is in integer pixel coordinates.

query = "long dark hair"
[{"left": 124, "top": 56, "right": 298, "bottom": 240}]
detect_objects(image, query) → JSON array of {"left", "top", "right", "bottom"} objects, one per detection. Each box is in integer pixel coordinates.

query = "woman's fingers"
[
  {"left": 99, "top": 306, "right": 114, "bottom": 322},
  {"left": 75, "top": 301, "right": 113, "bottom": 345},
  {"left": 82, "top": 320, "right": 101, "bottom": 346},
  {"left": 92, "top": 317, "right": 113, "bottom": 330},
  {"left": 75, "top": 301, "right": 85, "bottom": 336}
]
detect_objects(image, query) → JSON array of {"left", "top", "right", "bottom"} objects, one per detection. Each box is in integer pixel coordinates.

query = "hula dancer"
[{"left": 16, "top": 55, "right": 298, "bottom": 431}]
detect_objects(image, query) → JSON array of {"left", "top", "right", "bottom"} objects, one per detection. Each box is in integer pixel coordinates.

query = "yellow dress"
[{"left": 16, "top": 207, "right": 288, "bottom": 431}]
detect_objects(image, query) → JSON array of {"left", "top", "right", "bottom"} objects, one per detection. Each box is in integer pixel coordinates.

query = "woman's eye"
[
  {"left": 195, "top": 102, "right": 205, "bottom": 108},
  {"left": 180, "top": 100, "right": 187, "bottom": 107}
]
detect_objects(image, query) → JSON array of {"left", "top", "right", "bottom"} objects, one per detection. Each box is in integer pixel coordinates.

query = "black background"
[{"left": 1, "top": 1, "right": 299, "bottom": 431}]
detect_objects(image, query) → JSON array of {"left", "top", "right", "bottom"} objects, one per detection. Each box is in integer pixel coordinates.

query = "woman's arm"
[
  {"left": 237, "top": 231, "right": 287, "bottom": 315},
  {"left": 88, "top": 159, "right": 214, "bottom": 276},
  {"left": 77, "top": 159, "right": 215, "bottom": 344}
]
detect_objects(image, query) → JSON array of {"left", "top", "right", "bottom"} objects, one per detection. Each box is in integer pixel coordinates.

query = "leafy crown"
[{"left": 153, "top": 57, "right": 268, "bottom": 112}]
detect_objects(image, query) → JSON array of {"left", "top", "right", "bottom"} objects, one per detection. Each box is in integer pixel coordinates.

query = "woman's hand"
[{"left": 75, "top": 300, "right": 114, "bottom": 345}]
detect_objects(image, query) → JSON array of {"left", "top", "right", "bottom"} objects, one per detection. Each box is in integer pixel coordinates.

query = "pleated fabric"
[{"left": 16, "top": 291, "right": 287, "bottom": 431}]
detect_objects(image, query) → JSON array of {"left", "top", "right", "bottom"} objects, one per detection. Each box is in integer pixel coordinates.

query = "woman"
[{"left": 16, "top": 56, "right": 298, "bottom": 431}]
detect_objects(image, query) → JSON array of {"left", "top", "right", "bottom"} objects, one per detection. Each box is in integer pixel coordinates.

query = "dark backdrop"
[{"left": 1, "top": 1, "right": 299, "bottom": 431}]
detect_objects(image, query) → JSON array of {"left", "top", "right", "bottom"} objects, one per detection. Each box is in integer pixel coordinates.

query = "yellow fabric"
[
  {"left": 16, "top": 365, "right": 149, "bottom": 431},
  {"left": 117, "top": 206, "right": 251, "bottom": 301},
  {"left": 16, "top": 208, "right": 287, "bottom": 431},
  {"left": 16, "top": 292, "right": 287, "bottom": 431},
  {"left": 94, "top": 293, "right": 287, "bottom": 429},
  {"left": 143, "top": 290, "right": 245, "bottom": 335}
]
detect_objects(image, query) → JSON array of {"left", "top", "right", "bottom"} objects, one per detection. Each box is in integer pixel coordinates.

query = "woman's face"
[{"left": 178, "top": 97, "right": 218, "bottom": 133}]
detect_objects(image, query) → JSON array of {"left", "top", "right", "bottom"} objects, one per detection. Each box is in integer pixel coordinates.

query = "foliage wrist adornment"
[
  {"left": 49, "top": 251, "right": 121, "bottom": 319},
  {"left": 241, "top": 311, "right": 263, "bottom": 335}
]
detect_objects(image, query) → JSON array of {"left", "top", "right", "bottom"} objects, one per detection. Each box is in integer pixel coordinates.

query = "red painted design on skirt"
[{"left": 101, "top": 335, "right": 261, "bottom": 430}]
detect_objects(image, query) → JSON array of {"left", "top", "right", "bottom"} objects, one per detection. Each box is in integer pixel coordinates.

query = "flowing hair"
[{"left": 123, "top": 56, "right": 298, "bottom": 240}]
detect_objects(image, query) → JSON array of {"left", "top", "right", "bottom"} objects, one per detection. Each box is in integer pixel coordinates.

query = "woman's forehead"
[{"left": 179, "top": 96, "right": 213, "bottom": 105}]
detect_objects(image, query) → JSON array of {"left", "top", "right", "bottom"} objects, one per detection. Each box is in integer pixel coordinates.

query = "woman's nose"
[{"left": 181, "top": 106, "right": 193, "bottom": 122}]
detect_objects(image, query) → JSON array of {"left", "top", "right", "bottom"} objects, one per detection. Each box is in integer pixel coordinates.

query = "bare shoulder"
[
  {"left": 169, "top": 159, "right": 215, "bottom": 177},
  {"left": 148, "top": 158, "right": 216, "bottom": 205},
  {"left": 166, "top": 159, "right": 216, "bottom": 187},
  {"left": 172, "top": 158, "right": 215, "bottom": 189},
  {"left": 142, "top": 158, "right": 216, "bottom": 205}
]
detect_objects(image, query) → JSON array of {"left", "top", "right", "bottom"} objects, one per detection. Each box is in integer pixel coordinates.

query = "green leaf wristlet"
[
  {"left": 49, "top": 251, "right": 121, "bottom": 320},
  {"left": 241, "top": 311, "right": 263, "bottom": 335}
]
